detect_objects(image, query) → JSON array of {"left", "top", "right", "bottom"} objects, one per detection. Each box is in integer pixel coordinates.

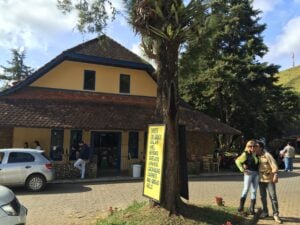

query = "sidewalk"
[{"left": 51, "top": 155, "right": 300, "bottom": 225}]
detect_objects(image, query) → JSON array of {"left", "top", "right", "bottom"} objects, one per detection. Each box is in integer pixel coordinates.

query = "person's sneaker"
[
  {"left": 260, "top": 212, "right": 269, "bottom": 218},
  {"left": 273, "top": 215, "right": 282, "bottom": 224}
]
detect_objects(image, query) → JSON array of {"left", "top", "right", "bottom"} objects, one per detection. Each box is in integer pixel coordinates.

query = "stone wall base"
[{"left": 53, "top": 161, "right": 97, "bottom": 179}]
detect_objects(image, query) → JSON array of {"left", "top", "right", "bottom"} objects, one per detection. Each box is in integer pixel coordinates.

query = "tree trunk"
[{"left": 155, "top": 40, "right": 181, "bottom": 214}]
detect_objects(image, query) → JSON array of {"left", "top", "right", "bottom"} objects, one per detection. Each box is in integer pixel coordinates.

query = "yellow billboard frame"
[{"left": 143, "top": 124, "right": 166, "bottom": 202}]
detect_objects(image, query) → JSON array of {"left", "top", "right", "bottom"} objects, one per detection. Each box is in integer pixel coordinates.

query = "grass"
[
  {"left": 91, "top": 201, "right": 252, "bottom": 225},
  {"left": 276, "top": 66, "right": 300, "bottom": 93}
]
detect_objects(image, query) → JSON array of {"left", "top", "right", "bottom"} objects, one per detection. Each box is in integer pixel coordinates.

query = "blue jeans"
[
  {"left": 284, "top": 157, "right": 293, "bottom": 171},
  {"left": 241, "top": 170, "right": 259, "bottom": 200},
  {"left": 259, "top": 182, "right": 279, "bottom": 216}
]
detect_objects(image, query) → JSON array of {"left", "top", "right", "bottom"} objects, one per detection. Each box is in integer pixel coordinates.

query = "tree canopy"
[
  {"left": 0, "top": 49, "right": 33, "bottom": 89},
  {"left": 179, "top": 0, "right": 300, "bottom": 141}
]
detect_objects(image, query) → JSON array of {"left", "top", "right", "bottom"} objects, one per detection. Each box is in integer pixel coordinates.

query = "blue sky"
[{"left": 0, "top": 0, "right": 300, "bottom": 73}]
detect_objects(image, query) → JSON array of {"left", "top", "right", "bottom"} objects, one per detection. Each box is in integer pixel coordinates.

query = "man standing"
[
  {"left": 256, "top": 141, "right": 282, "bottom": 224},
  {"left": 74, "top": 140, "right": 92, "bottom": 179},
  {"left": 281, "top": 142, "right": 295, "bottom": 172}
]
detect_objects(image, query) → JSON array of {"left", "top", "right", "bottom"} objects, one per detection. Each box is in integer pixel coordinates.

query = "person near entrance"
[{"left": 74, "top": 140, "right": 92, "bottom": 179}]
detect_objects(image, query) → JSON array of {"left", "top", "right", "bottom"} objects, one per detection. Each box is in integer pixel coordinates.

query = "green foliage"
[
  {"left": 124, "top": 0, "right": 207, "bottom": 56},
  {"left": 0, "top": 49, "right": 33, "bottom": 89},
  {"left": 179, "top": 0, "right": 300, "bottom": 140},
  {"left": 92, "top": 201, "right": 249, "bottom": 225},
  {"left": 276, "top": 66, "right": 300, "bottom": 93},
  {"left": 57, "top": 0, "right": 116, "bottom": 34}
]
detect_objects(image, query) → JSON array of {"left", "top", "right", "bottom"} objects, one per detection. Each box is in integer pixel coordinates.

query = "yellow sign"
[{"left": 143, "top": 124, "right": 166, "bottom": 202}]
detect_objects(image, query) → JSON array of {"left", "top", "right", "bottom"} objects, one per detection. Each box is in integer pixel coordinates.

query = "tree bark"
[{"left": 155, "top": 39, "right": 181, "bottom": 214}]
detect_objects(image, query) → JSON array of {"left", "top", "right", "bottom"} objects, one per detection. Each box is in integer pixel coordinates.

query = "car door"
[{"left": 1, "top": 152, "right": 35, "bottom": 185}]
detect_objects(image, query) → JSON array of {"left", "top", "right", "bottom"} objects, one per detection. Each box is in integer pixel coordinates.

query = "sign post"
[{"left": 143, "top": 124, "right": 166, "bottom": 202}]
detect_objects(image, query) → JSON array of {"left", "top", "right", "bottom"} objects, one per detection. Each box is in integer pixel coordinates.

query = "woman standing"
[
  {"left": 256, "top": 141, "right": 282, "bottom": 223},
  {"left": 235, "top": 140, "right": 259, "bottom": 214}
]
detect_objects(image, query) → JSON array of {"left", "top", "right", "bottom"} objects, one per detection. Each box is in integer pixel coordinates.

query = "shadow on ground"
[
  {"left": 179, "top": 202, "right": 258, "bottom": 225},
  {"left": 11, "top": 183, "right": 92, "bottom": 195}
]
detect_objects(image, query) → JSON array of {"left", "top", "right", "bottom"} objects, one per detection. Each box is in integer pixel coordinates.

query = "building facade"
[{"left": 0, "top": 36, "right": 240, "bottom": 178}]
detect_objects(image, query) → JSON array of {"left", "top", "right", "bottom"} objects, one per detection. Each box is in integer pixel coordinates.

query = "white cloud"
[
  {"left": 252, "top": 0, "right": 282, "bottom": 13},
  {"left": 0, "top": 0, "right": 77, "bottom": 50},
  {"left": 268, "top": 17, "right": 300, "bottom": 57},
  {"left": 113, "top": 0, "right": 126, "bottom": 11},
  {"left": 131, "top": 43, "right": 156, "bottom": 68}
]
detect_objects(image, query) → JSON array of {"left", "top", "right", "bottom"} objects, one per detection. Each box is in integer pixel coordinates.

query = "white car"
[
  {"left": 0, "top": 185, "right": 27, "bottom": 225},
  {"left": 0, "top": 149, "right": 55, "bottom": 191}
]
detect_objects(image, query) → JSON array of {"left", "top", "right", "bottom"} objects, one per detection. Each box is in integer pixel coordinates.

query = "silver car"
[
  {"left": 0, "top": 149, "right": 55, "bottom": 191},
  {"left": 0, "top": 185, "right": 27, "bottom": 225}
]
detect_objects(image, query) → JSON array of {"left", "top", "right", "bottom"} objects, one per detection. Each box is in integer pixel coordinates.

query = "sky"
[{"left": 1, "top": 0, "right": 300, "bottom": 73}]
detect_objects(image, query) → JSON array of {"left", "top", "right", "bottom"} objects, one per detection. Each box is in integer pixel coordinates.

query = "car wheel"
[{"left": 26, "top": 174, "right": 46, "bottom": 191}]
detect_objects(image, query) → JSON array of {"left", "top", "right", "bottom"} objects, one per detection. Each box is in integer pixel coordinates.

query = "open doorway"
[{"left": 91, "top": 132, "right": 121, "bottom": 176}]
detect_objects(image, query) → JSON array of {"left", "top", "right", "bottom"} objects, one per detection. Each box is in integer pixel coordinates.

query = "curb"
[{"left": 51, "top": 172, "right": 242, "bottom": 184}]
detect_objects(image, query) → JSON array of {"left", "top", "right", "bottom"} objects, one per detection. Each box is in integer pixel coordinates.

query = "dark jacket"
[
  {"left": 236, "top": 151, "right": 259, "bottom": 172},
  {"left": 79, "top": 144, "right": 93, "bottom": 160}
]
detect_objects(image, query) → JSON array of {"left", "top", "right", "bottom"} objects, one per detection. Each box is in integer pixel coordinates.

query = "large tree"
[
  {"left": 179, "top": 0, "right": 300, "bottom": 141},
  {"left": 57, "top": 0, "right": 206, "bottom": 213},
  {"left": 0, "top": 49, "right": 34, "bottom": 88}
]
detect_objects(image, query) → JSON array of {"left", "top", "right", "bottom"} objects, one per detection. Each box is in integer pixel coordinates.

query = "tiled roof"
[
  {"left": 65, "top": 35, "right": 148, "bottom": 64},
  {"left": 179, "top": 107, "right": 241, "bottom": 134},
  {"left": 0, "top": 99, "right": 154, "bottom": 130},
  {"left": 0, "top": 87, "right": 240, "bottom": 135}
]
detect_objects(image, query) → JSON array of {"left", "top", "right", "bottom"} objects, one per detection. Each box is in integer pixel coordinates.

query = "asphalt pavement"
[{"left": 14, "top": 155, "right": 300, "bottom": 225}]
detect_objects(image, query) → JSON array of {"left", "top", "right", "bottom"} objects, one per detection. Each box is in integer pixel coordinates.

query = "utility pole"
[{"left": 292, "top": 52, "right": 295, "bottom": 67}]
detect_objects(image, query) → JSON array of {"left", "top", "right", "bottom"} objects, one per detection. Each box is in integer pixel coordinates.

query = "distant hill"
[{"left": 276, "top": 66, "right": 300, "bottom": 93}]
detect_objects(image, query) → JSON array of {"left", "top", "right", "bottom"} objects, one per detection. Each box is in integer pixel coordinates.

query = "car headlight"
[{"left": 1, "top": 203, "right": 18, "bottom": 216}]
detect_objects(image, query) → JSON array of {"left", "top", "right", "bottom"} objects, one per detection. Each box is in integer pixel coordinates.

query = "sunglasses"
[{"left": 247, "top": 145, "right": 257, "bottom": 148}]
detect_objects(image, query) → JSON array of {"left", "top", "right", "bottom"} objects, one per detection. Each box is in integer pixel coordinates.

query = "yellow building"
[{"left": 0, "top": 36, "right": 240, "bottom": 178}]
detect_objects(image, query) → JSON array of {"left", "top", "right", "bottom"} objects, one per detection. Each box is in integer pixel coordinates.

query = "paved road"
[{"left": 14, "top": 156, "right": 300, "bottom": 225}]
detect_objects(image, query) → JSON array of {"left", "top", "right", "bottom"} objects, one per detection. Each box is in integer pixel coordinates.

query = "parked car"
[
  {"left": 0, "top": 185, "right": 27, "bottom": 225},
  {"left": 0, "top": 149, "right": 55, "bottom": 191}
]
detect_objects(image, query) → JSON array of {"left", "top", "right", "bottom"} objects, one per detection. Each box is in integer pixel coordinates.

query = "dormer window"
[
  {"left": 119, "top": 74, "right": 130, "bottom": 94},
  {"left": 84, "top": 70, "right": 95, "bottom": 90}
]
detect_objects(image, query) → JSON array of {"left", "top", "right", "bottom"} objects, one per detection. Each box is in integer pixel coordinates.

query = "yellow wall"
[
  {"left": 121, "top": 131, "right": 129, "bottom": 170},
  {"left": 120, "top": 130, "right": 145, "bottom": 171},
  {"left": 13, "top": 127, "right": 51, "bottom": 154},
  {"left": 63, "top": 129, "right": 70, "bottom": 154},
  {"left": 83, "top": 130, "right": 91, "bottom": 149},
  {"left": 31, "top": 61, "right": 157, "bottom": 97}
]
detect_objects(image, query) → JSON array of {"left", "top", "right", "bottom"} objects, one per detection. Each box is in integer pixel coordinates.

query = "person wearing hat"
[{"left": 256, "top": 141, "right": 282, "bottom": 224}]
